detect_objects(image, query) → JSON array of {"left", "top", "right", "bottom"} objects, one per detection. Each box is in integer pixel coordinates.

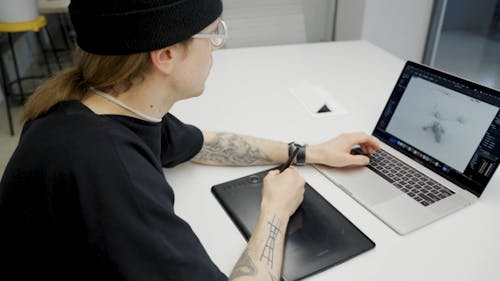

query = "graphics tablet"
[{"left": 212, "top": 167, "right": 375, "bottom": 281}]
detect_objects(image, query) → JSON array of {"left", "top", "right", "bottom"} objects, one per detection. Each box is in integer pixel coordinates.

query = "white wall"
[
  {"left": 335, "top": 0, "right": 366, "bottom": 40},
  {"left": 303, "top": 0, "right": 336, "bottom": 42},
  {"left": 335, "top": 0, "right": 434, "bottom": 62},
  {"left": 221, "top": 0, "right": 335, "bottom": 48}
]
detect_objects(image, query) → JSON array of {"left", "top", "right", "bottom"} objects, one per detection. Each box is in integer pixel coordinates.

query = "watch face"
[
  {"left": 296, "top": 145, "right": 307, "bottom": 165},
  {"left": 288, "top": 142, "right": 307, "bottom": 165}
]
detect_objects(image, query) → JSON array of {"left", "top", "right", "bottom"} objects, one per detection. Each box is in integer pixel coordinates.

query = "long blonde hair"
[{"left": 22, "top": 48, "right": 152, "bottom": 122}]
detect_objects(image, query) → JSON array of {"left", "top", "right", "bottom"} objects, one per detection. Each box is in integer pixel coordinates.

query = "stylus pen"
[{"left": 280, "top": 147, "right": 300, "bottom": 172}]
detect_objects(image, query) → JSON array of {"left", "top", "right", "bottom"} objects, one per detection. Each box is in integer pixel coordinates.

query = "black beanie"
[{"left": 69, "top": 0, "right": 223, "bottom": 55}]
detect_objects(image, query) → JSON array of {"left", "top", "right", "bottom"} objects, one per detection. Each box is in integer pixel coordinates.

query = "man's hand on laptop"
[{"left": 306, "top": 132, "right": 381, "bottom": 167}]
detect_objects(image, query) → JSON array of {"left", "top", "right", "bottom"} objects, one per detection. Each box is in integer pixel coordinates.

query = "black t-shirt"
[{"left": 0, "top": 101, "right": 228, "bottom": 281}]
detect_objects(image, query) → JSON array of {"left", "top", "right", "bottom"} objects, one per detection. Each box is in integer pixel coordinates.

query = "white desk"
[{"left": 167, "top": 41, "right": 500, "bottom": 281}]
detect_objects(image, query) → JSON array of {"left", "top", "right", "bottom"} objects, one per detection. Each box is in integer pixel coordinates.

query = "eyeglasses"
[{"left": 192, "top": 20, "right": 228, "bottom": 49}]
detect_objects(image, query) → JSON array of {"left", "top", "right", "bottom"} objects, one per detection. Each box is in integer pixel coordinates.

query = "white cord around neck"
[{"left": 91, "top": 87, "right": 162, "bottom": 123}]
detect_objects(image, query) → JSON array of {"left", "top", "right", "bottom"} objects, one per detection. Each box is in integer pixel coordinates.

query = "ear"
[{"left": 150, "top": 46, "right": 177, "bottom": 75}]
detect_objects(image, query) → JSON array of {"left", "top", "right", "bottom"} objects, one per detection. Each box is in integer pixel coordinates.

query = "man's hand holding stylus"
[{"left": 261, "top": 167, "right": 305, "bottom": 218}]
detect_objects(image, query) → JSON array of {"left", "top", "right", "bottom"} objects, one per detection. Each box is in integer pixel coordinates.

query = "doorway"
[{"left": 424, "top": 0, "right": 500, "bottom": 90}]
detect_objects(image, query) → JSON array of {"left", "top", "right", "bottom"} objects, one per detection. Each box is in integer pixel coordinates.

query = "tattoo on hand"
[
  {"left": 260, "top": 216, "right": 282, "bottom": 269},
  {"left": 230, "top": 249, "right": 257, "bottom": 280},
  {"left": 195, "top": 133, "right": 273, "bottom": 165}
]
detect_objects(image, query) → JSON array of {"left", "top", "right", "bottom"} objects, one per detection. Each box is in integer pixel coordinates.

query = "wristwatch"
[{"left": 288, "top": 142, "right": 307, "bottom": 166}]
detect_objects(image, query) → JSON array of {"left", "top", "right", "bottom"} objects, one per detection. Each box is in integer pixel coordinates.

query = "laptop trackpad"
[{"left": 321, "top": 166, "right": 401, "bottom": 206}]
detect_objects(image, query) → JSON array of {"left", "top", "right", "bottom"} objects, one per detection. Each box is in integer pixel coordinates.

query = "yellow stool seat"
[{"left": 0, "top": 16, "right": 47, "bottom": 33}]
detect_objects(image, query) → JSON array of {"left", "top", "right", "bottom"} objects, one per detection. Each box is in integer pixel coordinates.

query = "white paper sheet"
[{"left": 290, "top": 80, "right": 348, "bottom": 118}]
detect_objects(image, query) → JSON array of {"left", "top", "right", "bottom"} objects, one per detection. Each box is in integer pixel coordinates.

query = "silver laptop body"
[{"left": 316, "top": 61, "right": 500, "bottom": 235}]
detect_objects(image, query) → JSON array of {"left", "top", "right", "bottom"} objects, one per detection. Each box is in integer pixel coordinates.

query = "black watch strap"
[
  {"left": 288, "top": 142, "right": 307, "bottom": 166},
  {"left": 296, "top": 144, "right": 307, "bottom": 166},
  {"left": 288, "top": 142, "right": 297, "bottom": 159}
]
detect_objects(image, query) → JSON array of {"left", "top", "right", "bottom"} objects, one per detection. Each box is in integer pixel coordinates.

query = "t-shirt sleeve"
[
  {"left": 161, "top": 113, "right": 204, "bottom": 168},
  {"left": 74, "top": 134, "right": 227, "bottom": 281}
]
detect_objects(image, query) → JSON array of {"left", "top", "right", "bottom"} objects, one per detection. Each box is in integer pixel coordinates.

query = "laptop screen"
[{"left": 373, "top": 61, "right": 500, "bottom": 197}]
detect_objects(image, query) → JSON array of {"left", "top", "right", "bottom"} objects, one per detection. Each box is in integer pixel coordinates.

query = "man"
[{"left": 0, "top": 0, "right": 379, "bottom": 280}]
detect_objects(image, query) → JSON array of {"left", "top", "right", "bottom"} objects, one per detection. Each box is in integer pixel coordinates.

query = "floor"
[{"left": 0, "top": 104, "right": 22, "bottom": 177}]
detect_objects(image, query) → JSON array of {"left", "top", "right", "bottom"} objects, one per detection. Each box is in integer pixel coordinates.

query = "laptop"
[{"left": 316, "top": 61, "right": 500, "bottom": 235}]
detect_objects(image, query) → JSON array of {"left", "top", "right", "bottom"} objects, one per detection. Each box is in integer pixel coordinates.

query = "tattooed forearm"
[
  {"left": 229, "top": 249, "right": 257, "bottom": 280},
  {"left": 194, "top": 132, "right": 274, "bottom": 165},
  {"left": 260, "top": 216, "right": 282, "bottom": 269},
  {"left": 230, "top": 212, "right": 287, "bottom": 281}
]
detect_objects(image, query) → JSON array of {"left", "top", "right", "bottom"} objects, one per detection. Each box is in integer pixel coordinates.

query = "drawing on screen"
[{"left": 422, "top": 105, "right": 466, "bottom": 143}]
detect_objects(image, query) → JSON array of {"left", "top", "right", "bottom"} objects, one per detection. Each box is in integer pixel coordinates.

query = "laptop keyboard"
[{"left": 353, "top": 148, "right": 455, "bottom": 206}]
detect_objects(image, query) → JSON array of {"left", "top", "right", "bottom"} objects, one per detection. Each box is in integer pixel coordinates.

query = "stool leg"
[
  {"left": 57, "top": 13, "right": 71, "bottom": 51},
  {"left": 7, "top": 33, "right": 26, "bottom": 103},
  {"left": 44, "top": 28, "right": 63, "bottom": 71},
  {"left": 0, "top": 54, "right": 14, "bottom": 136},
  {"left": 64, "top": 13, "right": 76, "bottom": 48},
  {"left": 35, "top": 32, "right": 53, "bottom": 76},
  {"left": 3, "top": 89, "right": 14, "bottom": 136}
]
